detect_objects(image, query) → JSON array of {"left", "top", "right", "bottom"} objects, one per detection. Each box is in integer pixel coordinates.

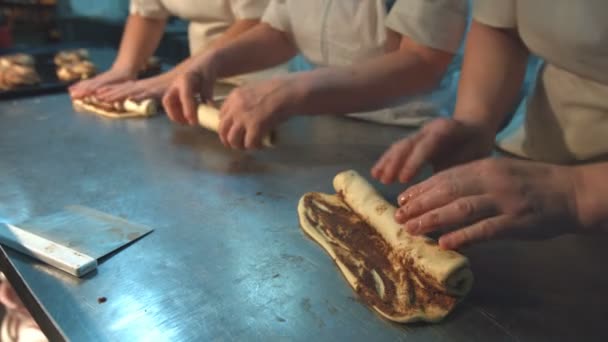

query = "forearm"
[
  {"left": 453, "top": 21, "right": 529, "bottom": 132},
  {"left": 168, "top": 19, "right": 261, "bottom": 78},
  {"left": 207, "top": 18, "right": 260, "bottom": 51},
  {"left": 197, "top": 23, "right": 297, "bottom": 79},
  {"left": 112, "top": 14, "right": 166, "bottom": 75},
  {"left": 287, "top": 36, "right": 454, "bottom": 115},
  {"left": 574, "top": 163, "right": 608, "bottom": 232}
]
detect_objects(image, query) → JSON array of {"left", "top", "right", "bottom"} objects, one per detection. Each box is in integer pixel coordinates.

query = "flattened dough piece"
[
  {"left": 73, "top": 97, "right": 158, "bottom": 119},
  {"left": 197, "top": 104, "right": 276, "bottom": 148},
  {"left": 297, "top": 170, "right": 473, "bottom": 323}
]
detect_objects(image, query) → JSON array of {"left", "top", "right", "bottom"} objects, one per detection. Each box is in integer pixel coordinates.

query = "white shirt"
[
  {"left": 130, "top": 0, "right": 270, "bottom": 54},
  {"left": 261, "top": 0, "right": 469, "bottom": 126},
  {"left": 479, "top": 0, "right": 608, "bottom": 163}
]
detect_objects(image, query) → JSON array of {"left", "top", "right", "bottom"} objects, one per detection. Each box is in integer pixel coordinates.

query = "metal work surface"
[{"left": 1, "top": 93, "right": 608, "bottom": 341}]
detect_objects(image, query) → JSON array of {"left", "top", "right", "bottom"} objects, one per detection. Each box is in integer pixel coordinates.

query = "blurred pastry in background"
[
  {"left": 53, "top": 49, "right": 89, "bottom": 66},
  {"left": 0, "top": 53, "right": 35, "bottom": 68},
  {"left": 56, "top": 60, "right": 97, "bottom": 82},
  {"left": 0, "top": 63, "right": 40, "bottom": 90}
]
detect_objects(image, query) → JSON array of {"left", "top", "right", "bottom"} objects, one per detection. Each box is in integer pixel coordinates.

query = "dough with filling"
[
  {"left": 73, "top": 96, "right": 158, "bottom": 119},
  {"left": 0, "top": 64, "right": 40, "bottom": 90},
  {"left": 297, "top": 170, "right": 473, "bottom": 323},
  {"left": 54, "top": 49, "right": 89, "bottom": 66},
  {"left": 197, "top": 103, "right": 276, "bottom": 147},
  {"left": 0, "top": 53, "right": 35, "bottom": 68},
  {"left": 57, "top": 60, "right": 97, "bottom": 82}
]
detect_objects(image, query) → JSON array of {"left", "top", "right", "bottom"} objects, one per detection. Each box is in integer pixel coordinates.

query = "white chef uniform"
[
  {"left": 484, "top": 0, "right": 608, "bottom": 163},
  {"left": 262, "top": 0, "right": 469, "bottom": 126},
  {"left": 130, "top": 0, "right": 286, "bottom": 84}
]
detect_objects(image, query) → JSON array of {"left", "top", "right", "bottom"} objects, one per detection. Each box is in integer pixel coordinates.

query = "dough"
[
  {"left": 297, "top": 170, "right": 473, "bottom": 323},
  {"left": 197, "top": 104, "right": 276, "bottom": 148},
  {"left": 0, "top": 53, "right": 35, "bottom": 68},
  {"left": 54, "top": 49, "right": 89, "bottom": 66},
  {"left": 73, "top": 96, "right": 158, "bottom": 119},
  {"left": 57, "top": 61, "right": 96, "bottom": 82},
  {"left": 0, "top": 64, "right": 40, "bottom": 90}
]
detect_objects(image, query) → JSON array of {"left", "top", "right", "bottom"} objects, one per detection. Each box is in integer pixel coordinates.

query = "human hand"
[
  {"left": 372, "top": 118, "right": 495, "bottom": 184},
  {"left": 394, "top": 158, "right": 581, "bottom": 249},
  {"left": 162, "top": 66, "right": 216, "bottom": 126},
  {"left": 69, "top": 67, "right": 135, "bottom": 99},
  {"left": 218, "top": 78, "right": 292, "bottom": 150},
  {"left": 95, "top": 73, "right": 173, "bottom": 103}
]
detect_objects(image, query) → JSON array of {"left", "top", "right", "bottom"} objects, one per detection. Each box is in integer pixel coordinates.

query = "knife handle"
[{"left": 0, "top": 224, "right": 97, "bottom": 277}]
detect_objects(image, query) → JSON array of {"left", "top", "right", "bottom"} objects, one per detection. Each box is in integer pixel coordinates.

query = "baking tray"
[
  {"left": 0, "top": 49, "right": 163, "bottom": 100},
  {"left": 0, "top": 51, "right": 69, "bottom": 100}
]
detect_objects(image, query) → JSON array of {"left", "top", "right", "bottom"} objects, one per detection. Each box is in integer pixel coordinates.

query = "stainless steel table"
[{"left": 1, "top": 93, "right": 607, "bottom": 342}]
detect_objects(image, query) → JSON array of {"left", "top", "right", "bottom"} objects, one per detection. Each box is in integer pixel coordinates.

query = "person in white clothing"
[
  {"left": 163, "top": 0, "right": 469, "bottom": 150},
  {"left": 69, "top": 0, "right": 274, "bottom": 102},
  {"left": 372, "top": 0, "right": 608, "bottom": 250}
]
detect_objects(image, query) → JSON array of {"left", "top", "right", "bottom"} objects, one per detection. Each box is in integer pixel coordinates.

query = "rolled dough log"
[
  {"left": 73, "top": 97, "right": 158, "bottom": 119},
  {"left": 197, "top": 104, "right": 276, "bottom": 148},
  {"left": 297, "top": 170, "right": 473, "bottom": 323}
]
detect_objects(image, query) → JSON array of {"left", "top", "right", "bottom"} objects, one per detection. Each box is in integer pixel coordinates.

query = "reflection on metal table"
[{"left": 1, "top": 93, "right": 608, "bottom": 341}]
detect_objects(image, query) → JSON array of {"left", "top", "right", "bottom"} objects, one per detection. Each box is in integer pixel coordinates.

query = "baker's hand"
[
  {"left": 394, "top": 158, "right": 580, "bottom": 249},
  {"left": 162, "top": 67, "right": 216, "bottom": 125},
  {"left": 372, "top": 118, "right": 495, "bottom": 184},
  {"left": 218, "top": 78, "right": 292, "bottom": 150},
  {"left": 95, "top": 73, "right": 173, "bottom": 103},
  {"left": 0, "top": 280, "right": 28, "bottom": 316},
  {"left": 69, "top": 67, "right": 135, "bottom": 99}
]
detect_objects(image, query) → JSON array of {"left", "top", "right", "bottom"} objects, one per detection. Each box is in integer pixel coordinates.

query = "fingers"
[
  {"left": 397, "top": 177, "right": 438, "bottom": 207},
  {"left": 402, "top": 195, "right": 499, "bottom": 236},
  {"left": 371, "top": 138, "right": 415, "bottom": 184},
  {"left": 162, "top": 86, "right": 188, "bottom": 125},
  {"left": 227, "top": 123, "right": 246, "bottom": 150},
  {"left": 219, "top": 117, "right": 266, "bottom": 151},
  {"left": 438, "top": 215, "right": 512, "bottom": 249},
  {"left": 397, "top": 128, "right": 446, "bottom": 183},
  {"left": 395, "top": 165, "right": 486, "bottom": 227},
  {"left": 69, "top": 79, "right": 97, "bottom": 98},
  {"left": 129, "top": 90, "right": 152, "bottom": 102},
  {"left": 69, "top": 72, "right": 127, "bottom": 99},
  {"left": 130, "top": 82, "right": 166, "bottom": 101},
  {"left": 163, "top": 72, "right": 205, "bottom": 126},
  {"left": 218, "top": 115, "right": 232, "bottom": 147},
  {"left": 178, "top": 80, "right": 198, "bottom": 126},
  {"left": 244, "top": 123, "right": 264, "bottom": 150},
  {"left": 96, "top": 81, "right": 135, "bottom": 102},
  {"left": 218, "top": 96, "right": 266, "bottom": 150},
  {"left": 397, "top": 160, "right": 484, "bottom": 204},
  {"left": 373, "top": 118, "right": 465, "bottom": 185},
  {"left": 395, "top": 175, "right": 464, "bottom": 224}
]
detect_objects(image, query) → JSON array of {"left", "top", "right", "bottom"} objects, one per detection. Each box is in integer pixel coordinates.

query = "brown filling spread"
[{"left": 302, "top": 193, "right": 456, "bottom": 317}]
